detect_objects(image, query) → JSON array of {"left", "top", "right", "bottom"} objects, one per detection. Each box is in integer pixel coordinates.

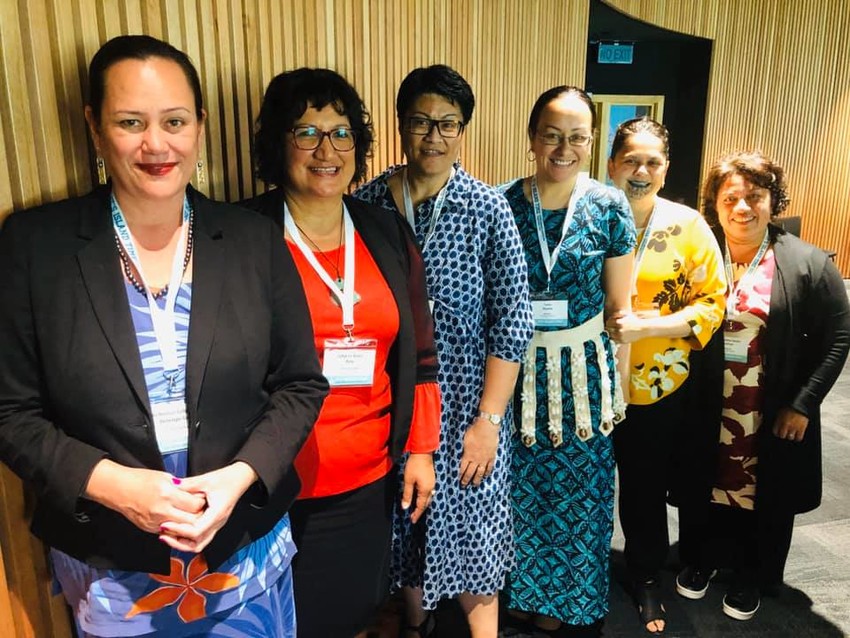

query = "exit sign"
[{"left": 598, "top": 43, "right": 634, "bottom": 64}]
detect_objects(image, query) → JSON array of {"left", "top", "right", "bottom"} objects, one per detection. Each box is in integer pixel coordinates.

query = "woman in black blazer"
[
  {"left": 241, "top": 68, "right": 440, "bottom": 638},
  {"left": 675, "top": 150, "right": 850, "bottom": 623},
  {"left": 0, "top": 36, "right": 327, "bottom": 637}
]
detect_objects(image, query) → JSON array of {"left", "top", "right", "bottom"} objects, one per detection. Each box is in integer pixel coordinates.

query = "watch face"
[{"left": 480, "top": 411, "right": 502, "bottom": 425}]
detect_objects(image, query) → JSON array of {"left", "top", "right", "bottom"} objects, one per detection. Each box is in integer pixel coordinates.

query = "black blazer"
[
  {"left": 758, "top": 228, "right": 850, "bottom": 513},
  {"left": 0, "top": 185, "right": 328, "bottom": 573},
  {"left": 685, "top": 226, "right": 850, "bottom": 515},
  {"left": 239, "top": 190, "right": 439, "bottom": 459}
]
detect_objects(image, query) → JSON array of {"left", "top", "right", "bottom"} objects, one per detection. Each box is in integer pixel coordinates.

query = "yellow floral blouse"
[{"left": 629, "top": 198, "right": 726, "bottom": 405}]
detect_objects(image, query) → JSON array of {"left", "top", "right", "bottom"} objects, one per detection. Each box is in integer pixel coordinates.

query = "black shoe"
[
  {"left": 675, "top": 566, "right": 717, "bottom": 600},
  {"left": 722, "top": 582, "right": 760, "bottom": 621},
  {"left": 634, "top": 579, "right": 666, "bottom": 634}
]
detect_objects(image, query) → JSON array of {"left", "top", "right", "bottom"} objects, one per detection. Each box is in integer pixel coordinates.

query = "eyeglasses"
[
  {"left": 404, "top": 117, "right": 465, "bottom": 138},
  {"left": 290, "top": 125, "right": 356, "bottom": 151},
  {"left": 536, "top": 131, "right": 593, "bottom": 147}
]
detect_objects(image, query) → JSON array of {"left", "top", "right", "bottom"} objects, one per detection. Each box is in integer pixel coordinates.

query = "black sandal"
[
  {"left": 399, "top": 612, "right": 436, "bottom": 638},
  {"left": 634, "top": 579, "right": 666, "bottom": 634}
]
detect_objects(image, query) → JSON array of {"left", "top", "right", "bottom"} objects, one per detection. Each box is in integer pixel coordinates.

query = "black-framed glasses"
[
  {"left": 536, "top": 131, "right": 593, "bottom": 147},
  {"left": 290, "top": 125, "right": 356, "bottom": 151},
  {"left": 404, "top": 116, "right": 465, "bottom": 138}
]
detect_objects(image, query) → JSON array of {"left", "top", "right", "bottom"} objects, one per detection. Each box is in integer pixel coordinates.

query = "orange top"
[{"left": 289, "top": 232, "right": 440, "bottom": 498}]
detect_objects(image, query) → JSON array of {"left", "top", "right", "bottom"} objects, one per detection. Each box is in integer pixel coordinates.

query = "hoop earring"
[
  {"left": 526, "top": 149, "right": 536, "bottom": 163},
  {"left": 196, "top": 159, "right": 206, "bottom": 185},
  {"left": 95, "top": 156, "right": 107, "bottom": 185}
]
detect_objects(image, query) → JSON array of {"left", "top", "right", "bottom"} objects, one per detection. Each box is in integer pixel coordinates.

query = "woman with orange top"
[
  {"left": 605, "top": 117, "right": 726, "bottom": 634},
  {"left": 241, "top": 67, "right": 440, "bottom": 638}
]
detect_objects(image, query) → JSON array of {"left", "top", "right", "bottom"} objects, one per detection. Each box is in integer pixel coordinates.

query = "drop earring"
[
  {"left": 95, "top": 156, "right": 107, "bottom": 185},
  {"left": 526, "top": 149, "right": 536, "bottom": 162},
  {"left": 196, "top": 159, "right": 206, "bottom": 185}
]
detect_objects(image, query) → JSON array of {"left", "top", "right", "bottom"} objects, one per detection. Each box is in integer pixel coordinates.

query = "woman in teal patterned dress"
[{"left": 501, "top": 86, "right": 635, "bottom": 637}]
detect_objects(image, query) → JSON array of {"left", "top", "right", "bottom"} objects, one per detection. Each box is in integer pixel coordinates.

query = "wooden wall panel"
[
  {"left": 605, "top": 0, "right": 850, "bottom": 272},
  {"left": 3, "top": 1, "right": 848, "bottom": 634},
  {"left": 0, "top": 2, "right": 588, "bottom": 635}
]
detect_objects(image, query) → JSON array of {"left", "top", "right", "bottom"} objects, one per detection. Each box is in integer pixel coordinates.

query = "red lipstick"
[{"left": 139, "top": 163, "right": 177, "bottom": 176}]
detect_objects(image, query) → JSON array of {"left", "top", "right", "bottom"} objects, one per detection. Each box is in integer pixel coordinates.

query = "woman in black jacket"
[
  {"left": 240, "top": 67, "right": 440, "bottom": 638},
  {"left": 0, "top": 36, "right": 327, "bottom": 637},
  {"left": 675, "top": 150, "right": 850, "bottom": 622}
]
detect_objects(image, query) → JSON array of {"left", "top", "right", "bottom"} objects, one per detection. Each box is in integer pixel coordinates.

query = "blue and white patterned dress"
[
  {"left": 500, "top": 177, "right": 635, "bottom": 625},
  {"left": 50, "top": 282, "right": 298, "bottom": 637},
  {"left": 355, "top": 164, "right": 533, "bottom": 608}
]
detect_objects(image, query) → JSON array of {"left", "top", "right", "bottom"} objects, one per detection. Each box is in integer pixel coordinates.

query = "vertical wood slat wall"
[
  {"left": 606, "top": 0, "right": 850, "bottom": 273},
  {"left": 0, "top": 0, "right": 585, "bottom": 219},
  {"left": 0, "top": 2, "right": 587, "bottom": 636},
  {"left": 2, "top": 1, "right": 850, "bottom": 635}
]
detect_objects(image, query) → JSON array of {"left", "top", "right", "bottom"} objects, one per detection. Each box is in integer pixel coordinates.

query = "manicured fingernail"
[
  {"left": 160, "top": 526, "right": 168, "bottom": 534},
  {"left": 158, "top": 536, "right": 168, "bottom": 543},
  {"left": 171, "top": 477, "right": 182, "bottom": 485}
]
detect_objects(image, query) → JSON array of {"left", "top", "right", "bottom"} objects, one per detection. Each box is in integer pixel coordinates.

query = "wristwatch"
[{"left": 477, "top": 410, "right": 503, "bottom": 426}]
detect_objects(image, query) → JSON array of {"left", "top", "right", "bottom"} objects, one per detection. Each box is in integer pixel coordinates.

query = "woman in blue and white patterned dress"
[
  {"left": 355, "top": 65, "right": 532, "bottom": 637},
  {"left": 500, "top": 86, "right": 635, "bottom": 637}
]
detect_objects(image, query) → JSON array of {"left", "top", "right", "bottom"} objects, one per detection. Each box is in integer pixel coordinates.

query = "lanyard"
[
  {"left": 402, "top": 166, "right": 455, "bottom": 249},
  {"left": 630, "top": 203, "right": 659, "bottom": 295},
  {"left": 112, "top": 194, "right": 191, "bottom": 373},
  {"left": 724, "top": 231, "right": 770, "bottom": 318},
  {"left": 284, "top": 202, "right": 357, "bottom": 338},
  {"left": 531, "top": 175, "right": 585, "bottom": 291}
]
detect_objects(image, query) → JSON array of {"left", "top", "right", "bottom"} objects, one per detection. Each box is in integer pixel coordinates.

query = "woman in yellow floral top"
[{"left": 605, "top": 117, "right": 726, "bottom": 635}]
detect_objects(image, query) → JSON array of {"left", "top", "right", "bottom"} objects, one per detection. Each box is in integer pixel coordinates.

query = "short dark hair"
[
  {"left": 702, "top": 150, "right": 791, "bottom": 231},
  {"left": 88, "top": 35, "right": 203, "bottom": 125},
  {"left": 610, "top": 116, "right": 670, "bottom": 160},
  {"left": 396, "top": 65, "right": 475, "bottom": 124},
  {"left": 527, "top": 86, "right": 596, "bottom": 140},
  {"left": 254, "top": 68, "right": 374, "bottom": 187}
]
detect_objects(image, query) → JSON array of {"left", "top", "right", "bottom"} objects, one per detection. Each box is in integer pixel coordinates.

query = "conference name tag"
[
  {"left": 152, "top": 400, "right": 189, "bottom": 454},
  {"left": 323, "top": 338, "right": 378, "bottom": 387},
  {"left": 532, "top": 299, "right": 569, "bottom": 328},
  {"left": 724, "top": 331, "right": 750, "bottom": 363}
]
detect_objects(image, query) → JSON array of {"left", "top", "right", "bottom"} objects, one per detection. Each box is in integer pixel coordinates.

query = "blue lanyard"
[
  {"left": 531, "top": 175, "right": 586, "bottom": 291},
  {"left": 112, "top": 194, "right": 191, "bottom": 372},
  {"left": 402, "top": 166, "right": 456, "bottom": 250},
  {"left": 724, "top": 231, "right": 770, "bottom": 319},
  {"left": 630, "top": 203, "right": 659, "bottom": 296}
]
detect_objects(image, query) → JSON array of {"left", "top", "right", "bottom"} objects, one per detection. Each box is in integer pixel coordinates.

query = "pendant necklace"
[{"left": 292, "top": 213, "right": 361, "bottom": 305}]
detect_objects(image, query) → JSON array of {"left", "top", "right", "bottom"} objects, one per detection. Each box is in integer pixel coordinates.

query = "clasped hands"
[
  {"left": 86, "top": 459, "right": 257, "bottom": 554},
  {"left": 604, "top": 309, "right": 654, "bottom": 344}
]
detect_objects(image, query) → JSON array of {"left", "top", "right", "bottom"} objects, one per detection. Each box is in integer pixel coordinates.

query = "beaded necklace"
[{"left": 115, "top": 208, "right": 195, "bottom": 300}]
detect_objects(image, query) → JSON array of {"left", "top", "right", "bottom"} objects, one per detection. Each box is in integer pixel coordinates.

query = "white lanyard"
[
  {"left": 112, "top": 194, "right": 190, "bottom": 373},
  {"left": 402, "top": 166, "right": 455, "bottom": 249},
  {"left": 724, "top": 231, "right": 770, "bottom": 319},
  {"left": 630, "top": 203, "right": 659, "bottom": 294},
  {"left": 284, "top": 202, "right": 357, "bottom": 338},
  {"left": 531, "top": 175, "right": 585, "bottom": 290}
]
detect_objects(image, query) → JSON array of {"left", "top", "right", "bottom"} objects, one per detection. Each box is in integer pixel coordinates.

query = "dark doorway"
[{"left": 586, "top": 0, "right": 712, "bottom": 208}]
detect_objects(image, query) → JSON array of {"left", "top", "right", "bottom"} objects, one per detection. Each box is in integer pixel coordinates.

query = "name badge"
[
  {"left": 152, "top": 400, "right": 189, "bottom": 454},
  {"left": 532, "top": 299, "right": 569, "bottom": 328},
  {"left": 323, "top": 338, "right": 378, "bottom": 387},
  {"left": 724, "top": 331, "right": 750, "bottom": 363}
]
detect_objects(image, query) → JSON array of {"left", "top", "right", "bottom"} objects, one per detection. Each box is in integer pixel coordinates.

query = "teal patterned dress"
[{"left": 501, "top": 177, "right": 635, "bottom": 625}]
